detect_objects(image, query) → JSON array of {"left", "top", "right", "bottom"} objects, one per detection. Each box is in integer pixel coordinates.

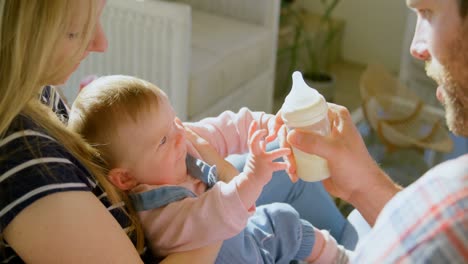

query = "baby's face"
[{"left": 117, "top": 98, "right": 189, "bottom": 186}]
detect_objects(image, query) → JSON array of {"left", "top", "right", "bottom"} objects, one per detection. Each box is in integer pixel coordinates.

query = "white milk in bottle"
[{"left": 281, "top": 71, "right": 331, "bottom": 182}]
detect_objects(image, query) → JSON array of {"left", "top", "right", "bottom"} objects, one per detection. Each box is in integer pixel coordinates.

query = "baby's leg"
[
  {"left": 215, "top": 203, "right": 314, "bottom": 264},
  {"left": 226, "top": 141, "right": 358, "bottom": 249},
  {"left": 247, "top": 203, "right": 316, "bottom": 263},
  {"left": 248, "top": 203, "right": 350, "bottom": 264}
]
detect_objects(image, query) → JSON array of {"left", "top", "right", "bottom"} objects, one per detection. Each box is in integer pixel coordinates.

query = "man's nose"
[{"left": 410, "top": 19, "right": 430, "bottom": 61}]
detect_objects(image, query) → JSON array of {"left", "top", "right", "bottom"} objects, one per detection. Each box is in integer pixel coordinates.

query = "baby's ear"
[{"left": 108, "top": 168, "right": 137, "bottom": 191}]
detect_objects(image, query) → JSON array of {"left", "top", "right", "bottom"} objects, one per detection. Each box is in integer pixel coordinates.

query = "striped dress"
[{"left": 0, "top": 87, "right": 150, "bottom": 263}]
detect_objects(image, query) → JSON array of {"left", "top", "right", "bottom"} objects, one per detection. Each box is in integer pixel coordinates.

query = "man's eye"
[{"left": 159, "top": 136, "right": 167, "bottom": 146}]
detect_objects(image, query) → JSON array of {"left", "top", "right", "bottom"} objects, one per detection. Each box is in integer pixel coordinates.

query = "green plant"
[{"left": 279, "top": 0, "right": 342, "bottom": 85}]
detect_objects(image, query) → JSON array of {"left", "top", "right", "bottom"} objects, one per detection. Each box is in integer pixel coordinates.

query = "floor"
[{"left": 273, "top": 60, "right": 366, "bottom": 113}]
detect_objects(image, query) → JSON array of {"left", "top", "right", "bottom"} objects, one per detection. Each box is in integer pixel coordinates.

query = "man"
[{"left": 287, "top": 0, "right": 468, "bottom": 262}]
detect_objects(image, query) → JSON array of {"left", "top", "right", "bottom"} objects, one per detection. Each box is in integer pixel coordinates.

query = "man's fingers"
[
  {"left": 287, "top": 129, "right": 333, "bottom": 160},
  {"left": 287, "top": 169, "right": 299, "bottom": 183}
]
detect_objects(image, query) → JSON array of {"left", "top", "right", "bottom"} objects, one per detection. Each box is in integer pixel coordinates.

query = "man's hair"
[{"left": 459, "top": 0, "right": 468, "bottom": 18}]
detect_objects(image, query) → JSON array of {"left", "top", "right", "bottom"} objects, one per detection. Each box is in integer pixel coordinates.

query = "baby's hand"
[
  {"left": 185, "top": 126, "right": 239, "bottom": 183},
  {"left": 243, "top": 120, "right": 290, "bottom": 186}
]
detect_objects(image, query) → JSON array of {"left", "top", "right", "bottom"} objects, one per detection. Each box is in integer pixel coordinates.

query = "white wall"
[{"left": 299, "top": 0, "right": 409, "bottom": 72}]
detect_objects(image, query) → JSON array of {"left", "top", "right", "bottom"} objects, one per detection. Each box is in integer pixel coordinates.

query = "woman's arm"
[{"left": 4, "top": 191, "right": 143, "bottom": 263}]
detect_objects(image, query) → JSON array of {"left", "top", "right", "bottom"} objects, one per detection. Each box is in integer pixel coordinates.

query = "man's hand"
[{"left": 287, "top": 103, "right": 400, "bottom": 225}]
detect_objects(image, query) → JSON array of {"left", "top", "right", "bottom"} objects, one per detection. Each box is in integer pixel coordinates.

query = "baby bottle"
[{"left": 281, "top": 71, "right": 331, "bottom": 182}]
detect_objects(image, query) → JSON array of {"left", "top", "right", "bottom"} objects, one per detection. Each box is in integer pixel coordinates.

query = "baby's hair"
[
  {"left": 68, "top": 75, "right": 168, "bottom": 252},
  {"left": 69, "top": 75, "right": 167, "bottom": 168}
]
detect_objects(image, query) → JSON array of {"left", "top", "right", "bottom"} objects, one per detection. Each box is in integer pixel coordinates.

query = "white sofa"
[{"left": 66, "top": 0, "right": 280, "bottom": 121}]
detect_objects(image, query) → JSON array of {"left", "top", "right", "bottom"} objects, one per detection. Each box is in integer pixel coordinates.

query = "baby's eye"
[{"left": 159, "top": 136, "right": 167, "bottom": 146}]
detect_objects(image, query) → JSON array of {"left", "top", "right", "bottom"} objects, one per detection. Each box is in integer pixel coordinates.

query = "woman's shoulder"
[
  {"left": 0, "top": 114, "right": 96, "bottom": 230},
  {"left": 0, "top": 115, "right": 139, "bottom": 263},
  {"left": 1, "top": 114, "right": 92, "bottom": 180}
]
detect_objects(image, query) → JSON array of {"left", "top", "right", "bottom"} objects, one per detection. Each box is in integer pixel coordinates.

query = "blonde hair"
[
  {"left": 0, "top": 1, "right": 144, "bottom": 253},
  {"left": 68, "top": 75, "right": 166, "bottom": 167},
  {"left": 68, "top": 75, "right": 166, "bottom": 251}
]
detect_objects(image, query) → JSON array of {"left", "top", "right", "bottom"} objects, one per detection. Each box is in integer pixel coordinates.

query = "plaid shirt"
[{"left": 352, "top": 154, "right": 468, "bottom": 264}]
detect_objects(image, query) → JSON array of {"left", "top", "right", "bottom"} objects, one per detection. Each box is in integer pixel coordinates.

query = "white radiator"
[{"left": 66, "top": 0, "right": 191, "bottom": 120}]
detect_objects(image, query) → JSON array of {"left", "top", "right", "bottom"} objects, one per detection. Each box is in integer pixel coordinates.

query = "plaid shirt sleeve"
[{"left": 351, "top": 154, "right": 468, "bottom": 263}]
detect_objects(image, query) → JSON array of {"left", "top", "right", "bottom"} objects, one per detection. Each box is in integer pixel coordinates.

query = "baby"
[{"left": 68, "top": 75, "right": 348, "bottom": 263}]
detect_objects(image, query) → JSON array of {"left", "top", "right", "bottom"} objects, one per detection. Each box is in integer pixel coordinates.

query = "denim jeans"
[
  {"left": 216, "top": 203, "right": 315, "bottom": 264},
  {"left": 226, "top": 141, "right": 359, "bottom": 250}
]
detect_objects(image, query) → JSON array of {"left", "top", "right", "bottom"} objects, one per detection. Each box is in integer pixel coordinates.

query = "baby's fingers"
[
  {"left": 248, "top": 120, "right": 259, "bottom": 139},
  {"left": 270, "top": 161, "right": 290, "bottom": 172},
  {"left": 248, "top": 128, "right": 268, "bottom": 155},
  {"left": 265, "top": 148, "right": 291, "bottom": 161},
  {"left": 185, "top": 126, "right": 209, "bottom": 146}
]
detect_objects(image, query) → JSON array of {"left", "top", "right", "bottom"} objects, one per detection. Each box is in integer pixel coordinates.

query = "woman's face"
[{"left": 53, "top": 0, "right": 108, "bottom": 85}]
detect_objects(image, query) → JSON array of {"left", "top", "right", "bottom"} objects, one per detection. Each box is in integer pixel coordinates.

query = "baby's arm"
[
  {"left": 185, "top": 126, "right": 239, "bottom": 183},
  {"left": 184, "top": 107, "right": 278, "bottom": 158},
  {"left": 142, "top": 122, "right": 289, "bottom": 256},
  {"left": 235, "top": 120, "right": 290, "bottom": 210},
  {"left": 187, "top": 119, "right": 290, "bottom": 210},
  {"left": 138, "top": 181, "right": 253, "bottom": 256}
]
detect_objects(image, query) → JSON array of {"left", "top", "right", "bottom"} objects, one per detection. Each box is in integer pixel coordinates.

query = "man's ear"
[{"left": 108, "top": 168, "right": 137, "bottom": 191}]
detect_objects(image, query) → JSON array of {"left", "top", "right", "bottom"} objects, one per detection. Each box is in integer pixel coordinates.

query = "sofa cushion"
[{"left": 188, "top": 10, "right": 272, "bottom": 119}]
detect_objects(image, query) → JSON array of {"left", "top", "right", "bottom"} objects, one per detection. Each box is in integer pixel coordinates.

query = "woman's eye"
[{"left": 67, "top": 32, "right": 80, "bottom": 39}]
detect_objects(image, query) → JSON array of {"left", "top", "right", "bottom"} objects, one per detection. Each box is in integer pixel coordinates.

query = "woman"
[{"left": 0, "top": 1, "right": 220, "bottom": 263}]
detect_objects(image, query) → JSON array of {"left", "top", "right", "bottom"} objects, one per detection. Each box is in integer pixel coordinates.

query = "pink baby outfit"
[{"left": 133, "top": 108, "right": 274, "bottom": 256}]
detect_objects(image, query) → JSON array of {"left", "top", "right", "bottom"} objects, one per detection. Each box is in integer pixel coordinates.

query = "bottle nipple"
[
  {"left": 281, "top": 71, "right": 327, "bottom": 126},
  {"left": 284, "top": 71, "right": 319, "bottom": 108},
  {"left": 292, "top": 71, "right": 308, "bottom": 92}
]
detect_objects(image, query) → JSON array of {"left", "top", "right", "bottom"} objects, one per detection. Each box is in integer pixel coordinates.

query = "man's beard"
[{"left": 425, "top": 29, "right": 468, "bottom": 137}]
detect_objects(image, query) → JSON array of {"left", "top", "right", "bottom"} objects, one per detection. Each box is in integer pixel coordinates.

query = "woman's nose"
[{"left": 87, "top": 22, "right": 108, "bottom": 53}]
